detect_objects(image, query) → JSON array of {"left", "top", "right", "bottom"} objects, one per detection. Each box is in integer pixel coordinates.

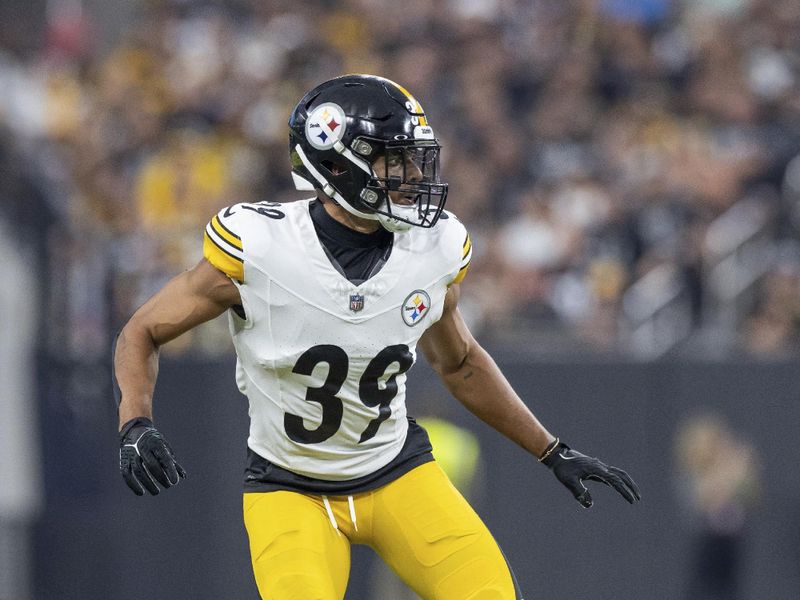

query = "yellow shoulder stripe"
[
  {"left": 211, "top": 215, "right": 243, "bottom": 251},
  {"left": 452, "top": 260, "right": 470, "bottom": 285},
  {"left": 204, "top": 232, "right": 244, "bottom": 282},
  {"left": 462, "top": 234, "right": 472, "bottom": 259}
]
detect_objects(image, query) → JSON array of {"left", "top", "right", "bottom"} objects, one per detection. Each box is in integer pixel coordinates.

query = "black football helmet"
[{"left": 288, "top": 74, "right": 448, "bottom": 232}]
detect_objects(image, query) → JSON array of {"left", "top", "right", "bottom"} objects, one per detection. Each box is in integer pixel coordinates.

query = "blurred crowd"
[{"left": 1, "top": 0, "right": 800, "bottom": 359}]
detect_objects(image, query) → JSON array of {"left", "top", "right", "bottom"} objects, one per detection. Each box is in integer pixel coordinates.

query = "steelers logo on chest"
[{"left": 401, "top": 290, "right": 431, "bottom": 327}]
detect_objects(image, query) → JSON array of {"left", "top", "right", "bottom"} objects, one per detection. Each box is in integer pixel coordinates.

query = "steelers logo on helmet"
[{"left": 305, "top": 102, "right": 347, "bottom": 150}]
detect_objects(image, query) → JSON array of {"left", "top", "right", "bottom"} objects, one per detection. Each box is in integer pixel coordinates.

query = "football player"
[{"left": 115, "top": 74, "right": 641, "bottom": 599}]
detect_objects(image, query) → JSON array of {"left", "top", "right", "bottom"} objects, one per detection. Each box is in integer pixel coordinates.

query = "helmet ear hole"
[{"left": 321, "top": 160, "right": 349, "bottom": 177}]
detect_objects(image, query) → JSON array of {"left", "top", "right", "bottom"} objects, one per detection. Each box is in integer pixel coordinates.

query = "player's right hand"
[{"left": 119, "top": 417, "right": 186, "bottom": 496}]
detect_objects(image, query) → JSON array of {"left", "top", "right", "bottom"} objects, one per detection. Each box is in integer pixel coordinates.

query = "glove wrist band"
[
  {"left": 120, "top": 416, "right": 154, "bottom": 438},
  {"left": 538, "top": 437, "right": 560, "bottom": 462}
]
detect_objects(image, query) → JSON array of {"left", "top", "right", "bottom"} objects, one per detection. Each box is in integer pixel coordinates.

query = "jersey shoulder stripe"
[
  {"left": 436, "top": 211, "right": 472, "bottom": 286},
  {"left": 462, "top": 233, "right": 472, "bottom": 259},
  {"left": 452, "top": 260, "right": 470, "bottom": 285},
  {"left": 204, "top": 206, "right": 245, "bottom": 281},
  {"left": 211, "top": 214, "right": 242, "bottom": 250},
  {"left": 451, "top": 231, "right": 472, "bottom": 285}
]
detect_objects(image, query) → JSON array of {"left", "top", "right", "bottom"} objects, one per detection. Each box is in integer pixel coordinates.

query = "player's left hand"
[
  {"left": 540, "top": 441, "right": 641, "bottom": 508},
  {"left": 119, "top": 417, "right": 186, "bottom": 496}
]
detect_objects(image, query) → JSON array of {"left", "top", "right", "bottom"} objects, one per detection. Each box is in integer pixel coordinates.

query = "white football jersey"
[{"left": 203, "top": 199, "right": 471, "bottom": 480}]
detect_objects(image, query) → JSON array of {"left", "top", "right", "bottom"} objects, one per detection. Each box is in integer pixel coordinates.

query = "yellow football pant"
[{"left": 243, "top": 461, "right": 517, "bottom": 599}]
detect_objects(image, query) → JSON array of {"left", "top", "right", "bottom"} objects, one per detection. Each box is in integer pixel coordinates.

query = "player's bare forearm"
[
  {"left": 115, "top": 322, "right": 160, "bottom": 427},
  {"left": 439, "top": 343, "right": 555, "bottom": 457},
  {"left": 419, "top": 285, "right": 555, "bottom": 458},
  {"left": 115, "top": 259, "right": 241, "bottom": 429},
  {"left": 421, "top": 285, "right": 642, "bottom": 508}
]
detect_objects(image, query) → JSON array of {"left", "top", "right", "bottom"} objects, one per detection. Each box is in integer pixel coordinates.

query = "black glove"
[
  {"left": 119, "top": 417, "right": 186, "bottom": 496},
  {"left": 540, "top": 440, "right": 641, "bottom": 508}
]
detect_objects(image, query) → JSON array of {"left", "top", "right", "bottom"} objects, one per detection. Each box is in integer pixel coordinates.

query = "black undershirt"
[
  {"left": 243, "top": 199, "right": 434, "bottom": 495},
  {"left": 308, "top": 199, "right": 393, "bottom": 284}
]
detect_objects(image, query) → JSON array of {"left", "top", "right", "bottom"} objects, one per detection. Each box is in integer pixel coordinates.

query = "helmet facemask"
[{"left": 358, "top": 141, "right": 447, "bottom": 232}]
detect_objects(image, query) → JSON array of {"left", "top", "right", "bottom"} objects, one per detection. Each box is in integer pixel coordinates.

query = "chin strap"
[{"left": 377, "top": 211, "right": 413, "bottom": 232}]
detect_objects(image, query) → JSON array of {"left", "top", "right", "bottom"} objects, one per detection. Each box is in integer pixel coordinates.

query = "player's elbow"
[
  {"left": 428, "top": 339, "right": 472, "bottom": 379},
  {"left": 118, "top": 314, "right": 160, "bottom": 354}
]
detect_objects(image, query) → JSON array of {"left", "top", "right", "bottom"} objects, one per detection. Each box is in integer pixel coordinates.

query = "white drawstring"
[
  {"left": 322, "top": 495, "right": 358, "bottom": 534},
  {"left": 347, "top": 495, "right": 358, "bottom": 532},
  {"left": 322, "top": 496, "right": 341, "bottom": 536}
]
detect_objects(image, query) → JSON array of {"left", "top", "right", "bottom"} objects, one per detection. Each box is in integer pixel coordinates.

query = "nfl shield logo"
[{"left": 349, "top": 293, "right": 365, "bottom": 312}]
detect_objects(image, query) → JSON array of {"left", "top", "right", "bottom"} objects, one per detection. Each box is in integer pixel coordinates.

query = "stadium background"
[{"left": 1, "top": 0, "right": 798, "bottom": 598}]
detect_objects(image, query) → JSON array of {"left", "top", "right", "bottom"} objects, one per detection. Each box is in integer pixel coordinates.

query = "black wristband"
[{"left": 120, "top": 416, "right": 154, "bottom": 438}]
